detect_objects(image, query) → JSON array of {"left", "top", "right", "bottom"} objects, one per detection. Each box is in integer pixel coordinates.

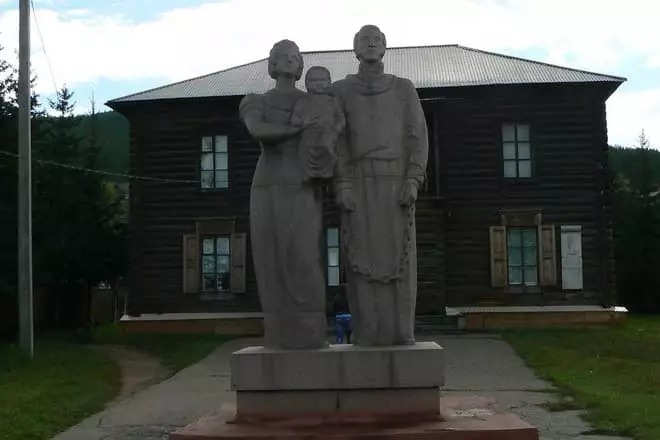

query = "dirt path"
[{"left": 90, "top": 345, "right": 171, "bottom": 404}]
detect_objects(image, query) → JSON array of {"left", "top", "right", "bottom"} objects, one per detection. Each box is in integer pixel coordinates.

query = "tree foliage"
[
  {"left": 0, "top": 45, "right": 127, "bottom": 338},
  {"left": 611, "top": 131, "right": 660, "bottom": 313},
  {"left": 31, "top": 86, "right": 127, "bottom": 329},
  {"left": 0, "top": 44, "right": 19, "bottom": 338}
]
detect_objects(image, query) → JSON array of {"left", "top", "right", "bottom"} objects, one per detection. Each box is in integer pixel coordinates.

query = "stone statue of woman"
[{"left": 238, "top": 40, "right": 328, "bottom": 349}]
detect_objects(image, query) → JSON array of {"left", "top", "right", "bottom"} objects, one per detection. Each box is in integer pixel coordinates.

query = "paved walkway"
[
  {"left": 52, "top": 335, "right": 630, "bottom": 440},
  {"left": 90, "top": 345, "right": 171, "bottom": 403}
]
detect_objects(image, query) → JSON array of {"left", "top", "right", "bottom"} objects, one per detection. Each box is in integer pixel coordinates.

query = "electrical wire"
[
  {"left": 0, "top": 150, "right": 201, "bottom": 184},
  {"left": 29, "top": 0, "right": 58, "bottom": 93}
]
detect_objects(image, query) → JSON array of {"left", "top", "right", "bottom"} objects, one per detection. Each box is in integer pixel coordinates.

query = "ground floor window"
[
  {"left": 507, "top": 227, "right": 538, "bottom": 286},
  {"left": 201, "top": 235, "right": 231, "bottom": 292},
  {"left": 327, "top": 227, "right": 340, "bottom": 286}
]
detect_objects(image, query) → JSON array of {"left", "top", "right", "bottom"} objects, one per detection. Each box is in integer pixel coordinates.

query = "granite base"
[
  {"left": 236, "top": 388, "right": 440, "bottom": 416},
  {"left": 231, "top": 342, "right": 444, "bottom": 391},
  {"left": 168, "top": 395, "right": 539, "bottom": 440}
]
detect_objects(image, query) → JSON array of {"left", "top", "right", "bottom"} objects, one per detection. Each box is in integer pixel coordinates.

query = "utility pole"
[{"left": 18, "top": 0, "right": 34, "bottom": 357}]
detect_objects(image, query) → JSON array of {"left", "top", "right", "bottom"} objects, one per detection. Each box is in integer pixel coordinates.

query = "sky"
[{"left": 0, "top": 0, "right": 658, "bottom": 148}]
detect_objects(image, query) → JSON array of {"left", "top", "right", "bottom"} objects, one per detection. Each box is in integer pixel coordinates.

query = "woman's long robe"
[{"left": 239, "top": 89, "right": 327, "bottom": 349}]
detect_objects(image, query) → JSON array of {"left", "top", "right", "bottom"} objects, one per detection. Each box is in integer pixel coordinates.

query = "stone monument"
[
  {"left": 238, "top": 39, "right": 328, "bottom": 350},
  {"left": 291, "top": 65, "right": 343, "bottom": 185},
  {"left": 228, "top": 28, "right": 443, "bottom": 419},
  {"left": 169, "top": 26, "right": 539, "bottom": 440},
  {"left": 331, "top": 24, "right": 428, "bottom": 347}
]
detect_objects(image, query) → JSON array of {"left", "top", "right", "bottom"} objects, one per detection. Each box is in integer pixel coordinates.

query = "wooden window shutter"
[
  {"left": 489, "top": 226, "right": 507, "bottom": 287},
  {"left": 560, "top": 225, "right": 583, "bottom": 290},
  {"left": 538, "top": 224, "right": 557, "bottom": 286},
  {"left": 182, "top": 234, "right": 199, "bottom": 294},
  {"left": 230, "top": 233, "right": 247, "bottom": 293}
]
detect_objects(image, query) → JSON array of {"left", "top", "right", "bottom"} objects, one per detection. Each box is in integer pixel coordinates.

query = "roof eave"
[
  {"left": 107, "top": 78, "right": 628, "bottom": 105},
  {"left": 603, "top": 78, "right": 627, "bottom": 99}
]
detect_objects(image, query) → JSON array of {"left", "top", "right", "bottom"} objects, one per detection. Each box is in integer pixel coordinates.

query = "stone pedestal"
[
  {"left": 169, "top": 342, "right": 539, "bottom": 439},
  {"left": 169, "top": 395, "right": 540, "bottom": 439},
  {"left": 230, "top": 342, "right": 443, "bottom": 417}
]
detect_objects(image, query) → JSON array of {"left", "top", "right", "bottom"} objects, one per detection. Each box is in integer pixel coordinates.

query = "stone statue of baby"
[{"left": 291, "top": 66, "right": 345, "bottom": 185}]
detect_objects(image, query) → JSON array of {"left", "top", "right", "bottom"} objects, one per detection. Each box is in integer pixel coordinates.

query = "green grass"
[
  {"left": 90, "top": 323, "right": 237, "bottom": 372},
  {"left": 503, "top": 315, "right": 660, "bottom": 440},
  {"left": 0, "top": 326, "right": 237, "bottom": 440},
  {"left": 0, "top": 338, "right": 120, "bottom": 440}
]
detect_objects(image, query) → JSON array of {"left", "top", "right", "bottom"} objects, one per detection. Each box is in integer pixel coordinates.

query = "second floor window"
[
  {"left": 201, "top": 135, "right": 229, "bottom": 189},
  {"left": 502, "top": 124, "right": 531, "bottom": 179}
]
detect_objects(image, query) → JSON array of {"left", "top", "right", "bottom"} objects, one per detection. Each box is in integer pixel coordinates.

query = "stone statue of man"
[{"left": 331, "top": 25, "right": 429, "bottom": 346}]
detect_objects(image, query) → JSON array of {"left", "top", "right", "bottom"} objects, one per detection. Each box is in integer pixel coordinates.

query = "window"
[
  {"left": 502, "top": 124, "right": 531, "bottom": 178},
  {"left": 489, "top": 213, "right": 556, "bottom": 289},
  {"left": 201, "top": 235, "right": 231, "bottom": 292},
  {"left": 200, "top": 135, "right": 229, "bottom": 189},
  {"left": 507, "top": 227, "right": 538, "bottom": 286},
  {"left": 327, "top": 227, "right": 340, "bottom": 286},
  {"left": 183, "top": 229, "right": 246, "bottom": 295}
]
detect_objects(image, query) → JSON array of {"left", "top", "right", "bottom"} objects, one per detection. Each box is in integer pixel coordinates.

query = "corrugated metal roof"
[{"left": 108, "top": 44, "right": 626, "bottom": 104}]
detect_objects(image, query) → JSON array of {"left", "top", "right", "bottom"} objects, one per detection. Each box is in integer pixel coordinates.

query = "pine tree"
[
  {"left": 0, "top": 40, "right": 44, "bottom": 338},
  {"left": 637, "top": 131, "right": 660, "bottom": 312},
  {"left": 0, "top": 44, "right": 19, "bottom": 338},
  {"left": 33, "top": 86, "right": 125, "bottom": 330},
  {"left": 614, "top": 130, "right": 660, "bottom": 313}
]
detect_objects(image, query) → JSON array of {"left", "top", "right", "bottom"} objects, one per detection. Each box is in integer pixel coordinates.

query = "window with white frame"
[
  {"left": 502, "top": 124, "right": 531, "bottom": 178},
  {"left": 327, "top": 227, "right": 340, "bottom": 287},
  {"left": 200, "top": 135, "right": 229, "bottom": 189}
]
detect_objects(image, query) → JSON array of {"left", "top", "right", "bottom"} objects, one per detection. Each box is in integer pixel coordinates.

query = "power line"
[
  {"left": 0, "top": 150, "right": 201, "bottom": 184},
  {"left": 30, "top": 0, "right": 58, "bottom": 93}
]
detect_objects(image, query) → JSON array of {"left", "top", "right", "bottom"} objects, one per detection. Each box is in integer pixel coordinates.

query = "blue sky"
[{"left": 1, "top": 0, "right": 659, "bottom": 148}]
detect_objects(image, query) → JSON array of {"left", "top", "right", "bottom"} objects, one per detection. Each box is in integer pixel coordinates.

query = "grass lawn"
[
  {"left": 90, "top": 324, "right": 237, "bottom": 371},
  {"left": 0, "top": 338, "right": 119, "bottom": 440},
  {"left": 503, "top": 315, "right": 660, "bottom": 440},
  {"left": 0, "top": 327, "right": 237, "bottom": 440}
]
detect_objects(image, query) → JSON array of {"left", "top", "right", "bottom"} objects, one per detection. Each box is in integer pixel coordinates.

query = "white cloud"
[
  {"left": 0, "top": 0, "right": 659, "bottom": 146},
  {"left": 62, "top": 9, "right": 91, "bottom": 18},
  {"left": 607, "top": 87, "right": 660, "bottom": 148}
]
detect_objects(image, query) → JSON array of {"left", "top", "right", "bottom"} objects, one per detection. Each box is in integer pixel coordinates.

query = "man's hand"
[
  {"left": 337, "top": 188, "right": 356, "bottom": 212},
  {"left": 399, "top": 179, "right": 418, "bottom": 207}
]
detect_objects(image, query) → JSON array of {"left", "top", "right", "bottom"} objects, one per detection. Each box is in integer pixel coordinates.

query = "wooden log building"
[{"left": 107, "top": 45, "right": 628, "bottom": 331}]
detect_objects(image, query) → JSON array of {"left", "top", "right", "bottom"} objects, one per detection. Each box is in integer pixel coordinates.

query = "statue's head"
[
  {"left": 268, "top": 39, "right": 304, "bottom": 80},
  {"left": 353, "top": 24, "right": 387, "bottom": 63},
  {"left": 305, "top": 66, "right": 331, "bottom": 94}
]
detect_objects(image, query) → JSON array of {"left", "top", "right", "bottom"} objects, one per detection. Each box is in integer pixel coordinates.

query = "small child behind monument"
[{"left": 291, "top": 66, "right": 345, "bottom": 185}]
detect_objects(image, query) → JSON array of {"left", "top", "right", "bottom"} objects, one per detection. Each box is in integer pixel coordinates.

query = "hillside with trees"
[{"left": 75, "top": 110, "right": 129, "bottom": 178}]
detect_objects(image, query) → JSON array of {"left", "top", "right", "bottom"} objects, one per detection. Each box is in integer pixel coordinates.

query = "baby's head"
[{"left": 305, "top": 66, "right": 331, "bottom": 94}]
